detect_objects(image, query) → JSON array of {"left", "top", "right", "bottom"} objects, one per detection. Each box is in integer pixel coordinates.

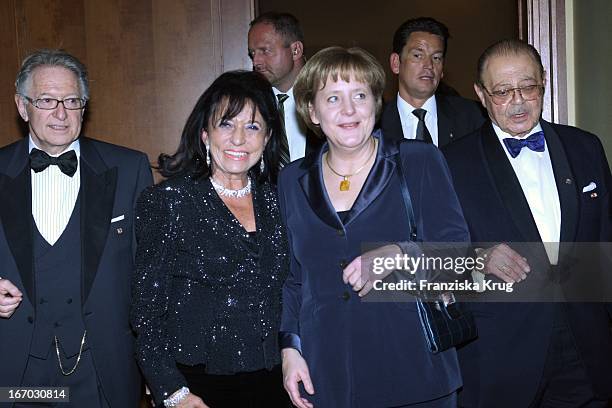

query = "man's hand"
[
  {"left": 476, "top": 244, "right": 531, "bottom": 283},
  {"left": 282, "top": 348, "right": 314, "bottom": 408},
  {"left": 343, "top": 244, "right": 403, "bottom": 297},
  {"left": 0, "top": 278, "right": 23, "bottom": 318}
]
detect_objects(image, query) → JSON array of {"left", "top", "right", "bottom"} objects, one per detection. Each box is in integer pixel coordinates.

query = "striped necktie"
[{"left": 276, "top": 93, "right": 291, "bottom": 167}]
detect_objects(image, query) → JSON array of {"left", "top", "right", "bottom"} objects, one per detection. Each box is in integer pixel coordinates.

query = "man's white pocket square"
[
  {"left": 582, "top": 182, "right": 596, "bottom": 193},
  {"left": 111, "top": 215, "right": 125, "bottom": 223}
]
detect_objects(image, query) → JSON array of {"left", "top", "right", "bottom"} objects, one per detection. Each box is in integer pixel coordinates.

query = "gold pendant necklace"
[{"left": 325, "top": 138, "right": 377, "bottom": 191}]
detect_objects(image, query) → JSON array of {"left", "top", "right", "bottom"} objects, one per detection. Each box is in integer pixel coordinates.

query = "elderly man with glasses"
[
  {"left": 0, "top": 49, "right": 152, "bottom": 407},
  {"left": 443, "top": 39, "right": 612, "bottom": 408}
]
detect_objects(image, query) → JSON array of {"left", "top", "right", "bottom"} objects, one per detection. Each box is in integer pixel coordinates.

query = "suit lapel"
[
  {"left": 79, "top": 138, "right": 117, "bottom": 303},
  {"left": 0, "top": 140, "right": 34, "bottom": 304},
  {"left": 299, "top": 145, "right": 343, "bottom": 230},
  {"left": 298, "top": 132, "right": 396, "bottom": 229},
  {"left": 541, "top": 121, "right": 578, "bottom": 243},
  {"left": 380, "top": 97, "right": 405, "bottom": 143},
  {"left": 436, "top": 95, "right": 452, "bottom": 147},
  {"left": 304, "top": 128, "right": 323, "bottom": 158},
  {"left": 481, "top": 123, "right": 542, "bottom": 242},
  {"left": 343, "top": 133, "right": 396, "bottom": 225}
]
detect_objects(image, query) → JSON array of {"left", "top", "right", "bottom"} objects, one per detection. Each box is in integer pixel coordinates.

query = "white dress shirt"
[
  {"left": 493, "top": 123, "right": 561, "bottom": 264},
  {"left": 29, "top": 137, "right": 81, "bottom": 246},
  {"left": 273, "top": 87, "right": 308, "bottom": 161},
  {"left": 396, "top": 93, "right": 439, "bottom": 146}
]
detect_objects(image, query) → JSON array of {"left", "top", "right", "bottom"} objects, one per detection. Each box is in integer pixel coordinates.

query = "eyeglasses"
[
  {"left": 20, "top": 95, "right": 87, "bottom": 110},
  {"left": 481, "top": 84, "right": 544, "bottom": 105}
]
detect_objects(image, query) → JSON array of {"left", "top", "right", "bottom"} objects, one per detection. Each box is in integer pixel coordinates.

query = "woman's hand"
[
  {"left": 282, "top": 348, "right": 315, "bottom": 408},
  {"left": 176, "top": 393, "right": 208, "bottom": 408},
  {"left": 343, "top": 244, "right": 403, "bottom": 296}
]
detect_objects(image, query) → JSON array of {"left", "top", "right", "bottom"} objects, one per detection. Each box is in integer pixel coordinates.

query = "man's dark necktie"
[
  {"left": 276, "top": 93, "right": 291, "bottom": 167},
  {"left": 503, "top": 131, "right": 545, "bottom": 158},
  {"left": 29, "top": 148, "right": 78, "bottom": 177},
  {"left": 412, "top": 108, "right": 433, "bottom": 144}
]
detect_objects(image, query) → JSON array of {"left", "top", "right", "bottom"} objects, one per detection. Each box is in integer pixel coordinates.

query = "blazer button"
[
  {"left": 342, "top": 291, "right": 351, "bottom": 301},
  {"left": 66, "top": 298, "right": 73, "bottom": 304},
  {"left": 27, "top": 316, "right": 34, "bottom": 324},
  {"left": 337, "top": 229, "right": 345, "bottom": 236},
  {"left": 339, "top": 260, "right": 348, "bottom": 269}
]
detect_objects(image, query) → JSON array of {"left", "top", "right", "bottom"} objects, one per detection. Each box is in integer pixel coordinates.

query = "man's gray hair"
[{"left": 15, "top": 49, "right": 89, "bottom": 99}]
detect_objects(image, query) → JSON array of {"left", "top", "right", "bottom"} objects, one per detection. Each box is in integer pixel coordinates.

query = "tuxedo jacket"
[
  {"left": 0, "top": 137, "right": 152, "bottom": 408},
  {"left": 442, "top": 120, "right": 612, "bottom": 407},
  {"left": 380, "top": 93, "right": 485, "bottom": 147},
  {"left": 278, "top": 132, "right": 469, "bottom": 407}
]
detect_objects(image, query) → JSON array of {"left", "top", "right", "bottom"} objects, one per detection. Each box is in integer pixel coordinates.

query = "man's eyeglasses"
[
  {"left": 480, "top": 84, "right": 544, "bottom": 105},
  {"left": 19, "top": 95, "right": 87, "bottom": 110}
]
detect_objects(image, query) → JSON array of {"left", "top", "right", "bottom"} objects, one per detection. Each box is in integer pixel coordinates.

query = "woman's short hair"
[
  {"left": 293, "top": 46, "right": 385, "bottom": 137},
  {"left": 158, "top": 70, "right": 283, "bottom": 184}
]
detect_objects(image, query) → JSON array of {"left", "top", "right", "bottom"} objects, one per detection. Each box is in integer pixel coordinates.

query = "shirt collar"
[
  {"left": 492, "top": 122, "right": 544, "bottom": 159},
  {"left": 396, "top": 93, "right": 437, "bottom": 119},
  {"left": 491, "top": 122, "right": 543, "bottom": 141},
  {"left": 273, "top": 86, "right": 294, "bottom": 99},
  {"left": 29, "top": 136, "right": 81, "bottom": 158}
]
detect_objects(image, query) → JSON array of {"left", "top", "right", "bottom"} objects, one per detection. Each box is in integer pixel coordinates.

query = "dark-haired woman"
[{"left": 131, "top": 71, "right": 290, "bottom": 408}]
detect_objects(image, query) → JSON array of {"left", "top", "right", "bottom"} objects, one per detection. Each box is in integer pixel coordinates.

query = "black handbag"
[{"left": 394, "top": 151, "right": 477, "bottom": 353}]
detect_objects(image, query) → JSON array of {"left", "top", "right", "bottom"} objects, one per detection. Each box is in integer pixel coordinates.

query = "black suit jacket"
[
  {"left": 0, "top": 137, "right": 152, "bottom": 408},
  {"left": 381, "top": 93, "right": 485, "bottom": 147},
  {"left": 442, "top": 120, "right": 612, "bottom": 407}
]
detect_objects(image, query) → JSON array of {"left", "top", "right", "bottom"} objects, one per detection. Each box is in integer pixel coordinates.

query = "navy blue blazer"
[
  {"left": 278, "top": 132, "right": 470, "bottom": 407},
  {"left": 443, "top": 120, "right": 612, "bottom": 407},
  {"left": 0, "top": 137, "right": 152, "bottom": 408}
]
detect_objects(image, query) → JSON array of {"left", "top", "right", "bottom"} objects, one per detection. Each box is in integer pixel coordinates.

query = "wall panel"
[{"left": 0, "top": 0, "right": 254, "bottom": 178}]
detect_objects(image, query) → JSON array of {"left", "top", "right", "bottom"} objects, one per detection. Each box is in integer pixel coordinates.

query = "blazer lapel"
[
  {"left": 380, "top": 98, "right": 405, "bottom": 143},
  {"left": 436, "top": 95, "right": 452, "bottom": 147},
  {"left": 0, "top": 140, "right": 34, "bottom": 304},
  {"left": 343, "top": 132, "right": 396, "bottom": 225},
  {"left": 79, "top": 138, "right": 117, "bottom": 303},
  {"left": 481, "top": 123, "right": 542, "bottom": 242},
  {"left": 541, "top": 121, "right": 578, "bottom": 244},
  {"left": 299, "top": 145, "right": 343, "bottom": 230}
]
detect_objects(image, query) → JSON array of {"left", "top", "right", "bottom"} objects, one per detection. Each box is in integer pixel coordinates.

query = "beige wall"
[
  {"left": 573, "top": 0, "right": 612, "bottom": 160},
  {"left": 258, "top": 0, "right": 519, "bottom": 101}
]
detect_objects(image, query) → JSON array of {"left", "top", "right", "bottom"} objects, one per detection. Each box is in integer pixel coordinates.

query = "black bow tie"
[{"left": 29, "top": 148, "right": 78, "bottom": 177}]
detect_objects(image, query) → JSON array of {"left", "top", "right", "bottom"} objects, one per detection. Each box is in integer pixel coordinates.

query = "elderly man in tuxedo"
[
  {"left": 381, "top": 17, "right": 485, "bottom": 146},
  {"left": 443, "top": 39, "right": 612, "bottom": 407},
  {"left": 0, "top": 49, "right": 152, "bottom": 407}
]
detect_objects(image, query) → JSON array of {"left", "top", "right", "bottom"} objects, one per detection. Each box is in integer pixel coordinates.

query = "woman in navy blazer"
[{"left": 278, "top": 47, "right": 470, "bottom": 408}]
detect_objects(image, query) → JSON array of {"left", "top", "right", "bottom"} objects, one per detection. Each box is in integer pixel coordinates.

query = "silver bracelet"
[{"left": 164, "top": 386, "right": 190, "bottom": 407}]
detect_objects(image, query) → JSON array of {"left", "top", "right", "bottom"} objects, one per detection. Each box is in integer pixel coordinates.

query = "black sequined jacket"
[{"left": 130, "top": 175, "right": 288, "bottom": 404}]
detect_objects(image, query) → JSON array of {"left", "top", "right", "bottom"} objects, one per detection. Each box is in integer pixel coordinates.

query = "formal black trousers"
[{"left": 528, "top": 307, "right": 609, "bottom": 408}]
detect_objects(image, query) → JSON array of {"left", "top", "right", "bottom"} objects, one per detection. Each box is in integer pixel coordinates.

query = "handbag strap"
[{"left": 394, "top": 151, "right": 418, "bottom": 242}]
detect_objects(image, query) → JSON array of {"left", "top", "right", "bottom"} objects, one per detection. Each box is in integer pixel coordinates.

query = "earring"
[
  {"left": 205, "top": 144, "right": 211, "bottom": 167},
  {"left": 260, "top": 157, "right": 265, "bottom": 173}
]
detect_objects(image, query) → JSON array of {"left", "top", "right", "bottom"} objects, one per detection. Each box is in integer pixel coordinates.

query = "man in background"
[
  {"left": 248, "top": 12, "right": 321, "bottom": 165},
  {"left": 382, "top": 17, "right": 485, "bottom": 146}
]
